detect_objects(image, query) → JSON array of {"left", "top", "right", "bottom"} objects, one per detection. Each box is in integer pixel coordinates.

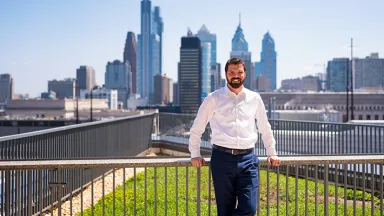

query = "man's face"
[{"left": 226, "top": 64, "right": 246, "bottom": 89}]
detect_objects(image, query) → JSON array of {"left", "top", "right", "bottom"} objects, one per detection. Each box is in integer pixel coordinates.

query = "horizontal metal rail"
[
  {"left": 1, "top": 155, "right": 383, "bottom": 170},
  {"left": 157, "top": 113, "right": 384, "bottom": 155},
  {"left": 1, "top": 155, "right": 383, "bottom": 216},
  {"left": 0, "top": 113, "right": 155, "bottom": 142}
]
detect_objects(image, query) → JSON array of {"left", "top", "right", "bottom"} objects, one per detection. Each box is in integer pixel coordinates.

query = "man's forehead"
[{"left": 228, "top": 65, "right": 244, "bottom": 71}]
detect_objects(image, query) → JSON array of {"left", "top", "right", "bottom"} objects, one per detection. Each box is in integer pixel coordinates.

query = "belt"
[{"left": 212, "top": 144, "right": 254, "bottom": 155}]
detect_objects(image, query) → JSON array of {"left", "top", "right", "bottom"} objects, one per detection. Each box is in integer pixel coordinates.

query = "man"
[{"left": 189, "top": 58, "right": 280, "bottom": 216}]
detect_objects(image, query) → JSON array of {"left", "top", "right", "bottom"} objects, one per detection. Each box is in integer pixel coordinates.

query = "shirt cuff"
[
  {"left": 190, "top": 151, "right": 201, "bottom": 158},
  {"left": 266, "top": 147, "right": 277, "bottom": 157}
]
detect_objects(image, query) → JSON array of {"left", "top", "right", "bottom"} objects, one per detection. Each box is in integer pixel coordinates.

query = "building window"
[
  {"left": 358, "top": 115, "right": 363, "bottom": 120},
  {"left": 114, "top": 72, "right": 119, "bottom": 81},
  {"left": 366, "top": 115, "right": 371, "bottom": 120},
  {"left": 375, "top": 115, "right": 379, "bottom": 120}
]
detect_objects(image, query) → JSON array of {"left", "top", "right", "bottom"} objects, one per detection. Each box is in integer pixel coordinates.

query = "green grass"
[{"left": 79, "top": 167, "right": 383, "bottom": 216}]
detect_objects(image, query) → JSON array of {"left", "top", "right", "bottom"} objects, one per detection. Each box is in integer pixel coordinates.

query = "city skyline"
[{"left": 1, "top": 0, "right": 384, "bottom": 96}]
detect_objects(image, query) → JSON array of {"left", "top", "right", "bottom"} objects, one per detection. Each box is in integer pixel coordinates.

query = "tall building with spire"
[
  {"left": 230, "top": 13, "right": 253, "bottom": 89},
  {"left": 255, "top": 32, "right": 277, "bottom": 90},
  {"left": 123, "top": 32, "right": 137, "bottom": 94}
]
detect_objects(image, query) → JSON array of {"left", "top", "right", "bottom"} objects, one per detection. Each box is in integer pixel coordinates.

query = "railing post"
[
  {"left": 197, "top": 167, "right": 201, "bottom": 216},
  {"left": 324, "top": 165, "right": 329, "bottom": 216}
]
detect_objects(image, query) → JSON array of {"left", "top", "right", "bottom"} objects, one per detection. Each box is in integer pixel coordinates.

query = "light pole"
[
  {"left": 90, "top": 88, "right": 93, "bottom": 122},
  {"left": 75, "top": 79, "right": 79, "bottom": 124},
  {"left": 350, "top": 38, "right": 355, "bottom": 120}
]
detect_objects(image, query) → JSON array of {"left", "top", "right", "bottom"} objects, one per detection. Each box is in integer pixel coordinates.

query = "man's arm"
[
  {"left": 189, "top": 95, "right": 214, "bottom": 158},
  {"left": 255, "top": 96, "right": 277, "bottom": 156}
]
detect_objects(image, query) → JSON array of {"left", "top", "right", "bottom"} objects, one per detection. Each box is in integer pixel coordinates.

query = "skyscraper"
[
  {"left": 154, "top": 73, "right": 173, "bottom": 105},
  {"left": 173, "top": 82, "right": 179, "bottom": 105},
  {"left": 179, "top": 31, "right": 202, "bottom": 114},
  {"left": 105, "top": 60, "right": 132, "bottom": 107},
  {"left": 354, "top": 53, "right": 384, "bottom": 89},
  {"left": 137, "top": 0, "right": 152, "bottom": 99},
  {"left": 153, "top": 6, "right": 163, "bottom": 75},
  {"left": 201, "top": 42, "right": 211, "bottom": 99},
  {"left": 76, "top": 66, "right": 95, "bottom": 95},
  {"left": 230, "top": 15, "right": 253, "bottom": 89},
  {"left": 196, "top": 25, "right": 217, "bottom": 68},
  {"left": 255, "top": 32, "right": 277, "bottom": 90},
  {"left": 0, "top": 73, "right": 14, "bottom": 103},
  {"left": 255, "top": 75, "right": 271, "bottom": 92},
  {"left": 326, "top": 58, "right": 350, "bottom": 92},
  {"left": 48, "top": 78, "right": 76, "bottom": 99},
  {"left": 137, "top": 0, "right": 163, "bottom": 104},
  {"left": 153, "top": 74, "right": 162, "bottom": 104},
  {"left": 123, "top": 32, "right": 137, "bottom": 94},
  {"left": 196, "top": 25, "right": 218, "bottom": 93}
]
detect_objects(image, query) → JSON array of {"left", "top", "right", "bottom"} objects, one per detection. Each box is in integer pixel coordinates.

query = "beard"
[{"left": 226, "top": 77, "right": 244, "bottom": 89}]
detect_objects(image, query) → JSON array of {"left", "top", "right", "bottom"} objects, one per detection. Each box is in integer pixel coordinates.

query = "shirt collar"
[{"left": 225, "top": 84, "right": 247, "bottom": 97}]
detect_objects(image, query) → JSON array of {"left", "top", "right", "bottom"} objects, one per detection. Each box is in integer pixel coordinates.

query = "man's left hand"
[{"left": 268, "top": 156, "right": 280, "bottom": 166}]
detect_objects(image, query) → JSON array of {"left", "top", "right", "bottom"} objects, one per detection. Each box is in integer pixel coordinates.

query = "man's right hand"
[{"left": 191, "top": 157, "right": 206, "bottom": 168}]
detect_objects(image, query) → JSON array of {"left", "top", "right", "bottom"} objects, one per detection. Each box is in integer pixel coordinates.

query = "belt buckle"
[{"left": 231, "top": 149, "right": 239, "bottom": 155}]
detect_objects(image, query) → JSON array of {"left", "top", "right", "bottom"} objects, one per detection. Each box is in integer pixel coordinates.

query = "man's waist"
[{"left": 212, "top": 144, "right": 254, "bottom": 155}]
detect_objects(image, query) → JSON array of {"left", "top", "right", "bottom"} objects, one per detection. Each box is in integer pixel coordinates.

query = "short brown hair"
[{"left": 225, "top": 58, "right": 247, "bottom": 73}]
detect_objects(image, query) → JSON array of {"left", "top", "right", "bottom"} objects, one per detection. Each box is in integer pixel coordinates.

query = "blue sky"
[{"left": 1, "top": 0, "right": 383, "bottom": 96}]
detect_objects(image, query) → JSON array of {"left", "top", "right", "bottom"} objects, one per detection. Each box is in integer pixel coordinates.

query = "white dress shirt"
[{"left": 189, "top": 85, "right": 277, "bottom": 158}]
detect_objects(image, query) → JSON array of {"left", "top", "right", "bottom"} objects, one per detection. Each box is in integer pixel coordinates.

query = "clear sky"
[{"left": 1, "top": 0, "right": 383, "bottom": 96}]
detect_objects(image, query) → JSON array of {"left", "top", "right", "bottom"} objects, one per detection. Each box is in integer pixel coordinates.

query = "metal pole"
[
  {"left": 346, "top": 57, "right": 349, "bottom": 122},
  {"left": 76, "top": 80, "right": 79, "bottom": 124},
  {"left": 268, "top": 97, "right": 272, "bottom": 119},
  {"left": 351, "top": 38, "right": 355, "bottom": 120},
  {"left": 90, "top": 90, "right": 93, "bottom": 122}
]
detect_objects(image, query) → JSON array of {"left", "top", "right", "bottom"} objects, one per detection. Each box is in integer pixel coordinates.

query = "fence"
[
  {"left": 0, "top": 113, "right": 154, "bottom": 215},
  {"left": 0, "top": 155, "right": 383, "bottom": 215},
  {"left": 157, "top": 113, "right": 384, "bottom": 155},
  {"left": 0, "top": 113, "right": 154, "bottom": 160}
]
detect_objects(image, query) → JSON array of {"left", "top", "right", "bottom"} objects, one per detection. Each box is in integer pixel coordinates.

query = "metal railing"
[
  {"left": 157, "top": 113, "right": 384, "bottom": 155},
  {"left": 0, "top": 155, "right": 383, "bottom": 215},
  {"left": 0, "top": 113, "right": 155, "bottom": 160}
]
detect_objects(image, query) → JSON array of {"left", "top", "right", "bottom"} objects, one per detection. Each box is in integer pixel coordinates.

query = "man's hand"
[
  {"left": 268, "top": 155, "right": 280, "bottom": 166},
  {"left": 191, "top": 157, "right": 206, "bottom": 168}
]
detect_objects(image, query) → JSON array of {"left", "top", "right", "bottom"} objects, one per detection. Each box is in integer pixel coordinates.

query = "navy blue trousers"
[{"left": 210, "top": 148, "right": 259, "bottom": 216}]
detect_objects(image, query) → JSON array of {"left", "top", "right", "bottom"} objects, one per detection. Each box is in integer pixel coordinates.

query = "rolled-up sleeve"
[
  {"left": 189, "top": 95, "right": 214, "bottom": 158},
  {"left": 255, "top": 96, "right": 277, "bottom": 156}
]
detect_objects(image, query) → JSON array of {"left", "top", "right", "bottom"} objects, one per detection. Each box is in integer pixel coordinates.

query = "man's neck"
[{"left": 227, "top": 84, "right": 244, "bottom": 95}]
